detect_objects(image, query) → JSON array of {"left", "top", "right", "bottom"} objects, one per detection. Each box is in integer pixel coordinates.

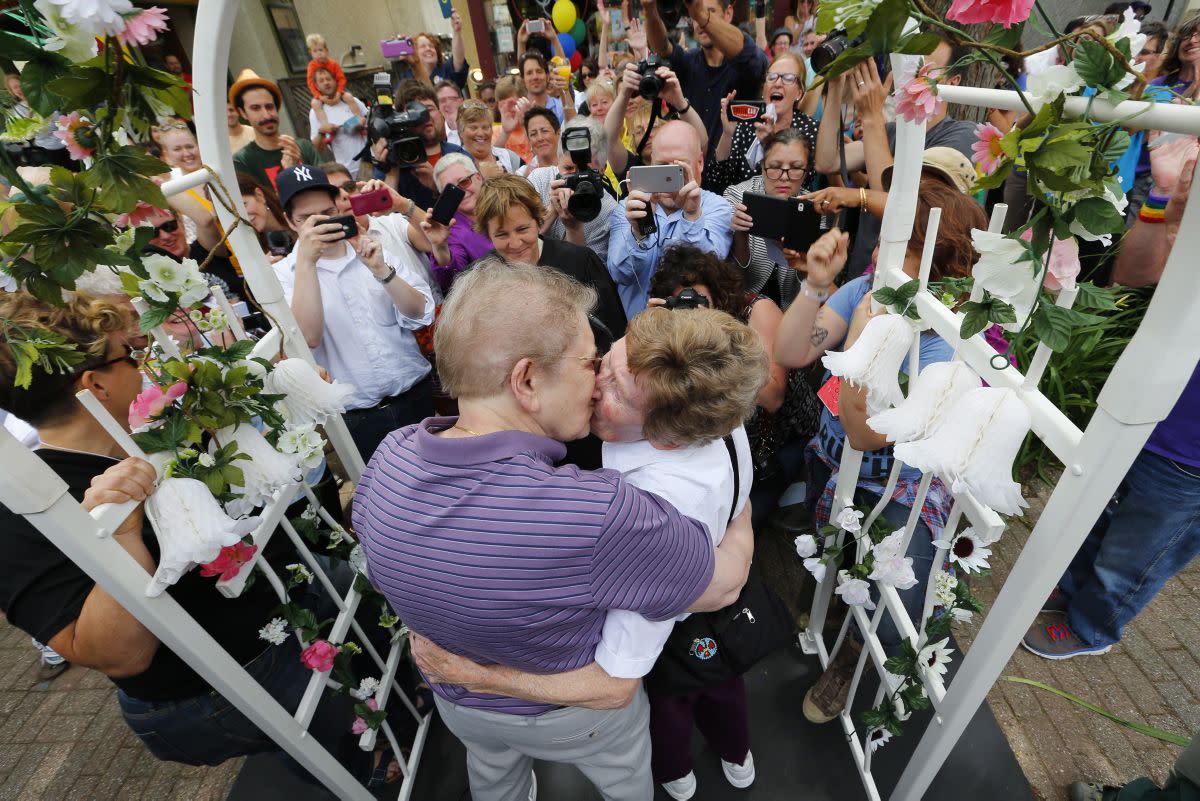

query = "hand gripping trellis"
[
  {"left": 798, "top": 59, "right": 1200, "bottom": 801},
  {"left": 0, "top": 1, "right": 433, "bottom": 798}
]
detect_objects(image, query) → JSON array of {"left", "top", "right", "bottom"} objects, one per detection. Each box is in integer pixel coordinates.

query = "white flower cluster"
[
  {"left": 130, "top": 254, "right": 211, "bottom": 309},
  {"left": 933, "top": 570, "right": 959, "bottom": 608},
  {"left": 867, "top": 531, "right": 918, "bottom": 590},
  {"left": 258, "top": 617, "right": 288, "bottom": 646},
  {"left": 277, "top": 423, "right": 326, "bottom": 471},
  {"left": 286, "top": 562, "right": 315, "bottom": 584},
  {"left": 356, "top": 676, "right": 380, "bottom": 699},
  {"left": 188, "top": 307, "right": 228, "bottom": 333}
]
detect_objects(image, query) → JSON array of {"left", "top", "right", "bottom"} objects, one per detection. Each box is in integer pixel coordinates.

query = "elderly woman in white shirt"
[{"left": 457, "top": 101, "right": 522, "bottom": 177}]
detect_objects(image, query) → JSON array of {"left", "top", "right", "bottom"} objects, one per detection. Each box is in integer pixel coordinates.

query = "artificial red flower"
[
  {"left": 198, "top": 542, "right": 258, "bottom": 581},
  {"left": 300, "top": 639, "right": 339, "bottom": 673}
]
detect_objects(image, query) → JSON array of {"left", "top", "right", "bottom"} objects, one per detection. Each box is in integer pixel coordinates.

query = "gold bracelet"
[{"left": 859, "top": 187, "right": 867, "bottom": 209}]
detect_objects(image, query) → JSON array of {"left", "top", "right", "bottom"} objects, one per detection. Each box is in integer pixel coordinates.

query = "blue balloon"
[{"left": 558, "top": 32, "right": 576, "bottom": 59}]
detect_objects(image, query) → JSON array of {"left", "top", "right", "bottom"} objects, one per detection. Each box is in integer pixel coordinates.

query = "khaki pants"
[{"left": 434, "top": 689, "right": 653, "bottom": 801}]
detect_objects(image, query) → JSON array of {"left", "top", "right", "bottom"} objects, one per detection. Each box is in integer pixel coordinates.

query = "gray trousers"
[{"left": 434, "top": 690, "right": 653, "bottom": 801}]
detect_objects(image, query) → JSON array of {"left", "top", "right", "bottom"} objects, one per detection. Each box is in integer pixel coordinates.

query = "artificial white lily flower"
[
  {"left": 1026, "top": 63, "right": 1084, "bottom": 106},
  {"left": 265, "top": 358, "right": 356, "bottom": 426},
  {"left": 835, "top": 571, "right": 877, "bottom": 610},
  {"left": 794, "top": 534, "right": 818, "bottom": 558}
]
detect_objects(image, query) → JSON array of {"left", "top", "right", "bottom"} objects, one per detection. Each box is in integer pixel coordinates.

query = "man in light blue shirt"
[{"left": 606, "top": 121, "right": 733, "bottom": 318}]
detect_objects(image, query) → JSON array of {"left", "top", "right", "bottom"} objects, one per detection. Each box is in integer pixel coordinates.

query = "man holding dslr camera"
[
  {"left": 370, "top": 82, "right": 468, "bottom": 211},
  {"left": 642, "top": 0, "right": 769, "bottom": 164},
  {"left": 272, "top": 165, "right": 436, "bottom": 461},
  {"left": 526, "top": 116, "right": 618, "bottom": 262}
]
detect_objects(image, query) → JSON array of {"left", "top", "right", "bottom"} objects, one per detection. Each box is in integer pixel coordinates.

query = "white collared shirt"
[
  {"left": 367, "top": 213, "right": 442, "bottom": 303},
  {"left": 273, "top": 243, "right": 435, "bottom": 410},
  {"left": 595, "top": 426, "right": 752, "bottom": 678}
]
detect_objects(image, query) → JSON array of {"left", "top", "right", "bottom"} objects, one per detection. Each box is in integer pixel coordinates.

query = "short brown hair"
[
  {"left": 0, "top": 291, "right": 136, "bottom": 426},
  {"left": 434, "top": 260, "right": 597, "bottom": 399},
  {"left": 650, "top": 245, "right": 745, "bottom": 317},
  {"left": 626, "top": 308, "right": 768, "bottom": 447},
  {"left": 457, "top": 101, "right": 493, "bottom": 130},
  {"left": 909, "top": 176, "right": 989, "bottom": 281},
  {"left": 415, "top": 32, "right": 445, "bottom": 68},
  {"left": 473, "top": 173, "right": 545, "bottom": 236},
  {"left": 495, "top": 75, "right": 525, "bottom": 102}
]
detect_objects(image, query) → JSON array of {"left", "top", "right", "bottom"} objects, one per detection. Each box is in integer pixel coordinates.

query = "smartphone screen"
[{"left": 430, "top": 185, "right": 465, "bottom": 226}]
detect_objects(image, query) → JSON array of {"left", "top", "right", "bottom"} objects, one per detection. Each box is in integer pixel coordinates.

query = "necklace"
[{"left": 452, "top": 423, "right": 484, "bottom": 437}]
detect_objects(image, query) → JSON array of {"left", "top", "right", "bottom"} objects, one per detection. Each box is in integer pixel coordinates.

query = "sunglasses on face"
[
  {"left": 154, "top": 218, "right": 180, "bottom": 236},
  {"left": 84, "top": 342, "right": 143, "bottom": 374}
]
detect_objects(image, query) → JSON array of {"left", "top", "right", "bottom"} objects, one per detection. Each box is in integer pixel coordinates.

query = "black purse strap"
[{"left": 723, "top": 434, "right": 739, "bottom": 526}]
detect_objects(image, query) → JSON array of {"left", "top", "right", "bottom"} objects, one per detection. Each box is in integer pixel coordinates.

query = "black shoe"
[{"left": 1068, "top": 781, "right": 1124, "bottom": 801}]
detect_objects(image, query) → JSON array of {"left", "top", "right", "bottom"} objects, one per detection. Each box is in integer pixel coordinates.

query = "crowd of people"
[{"left": 1, "top": 0, "right": 1199, "bottom": 798}]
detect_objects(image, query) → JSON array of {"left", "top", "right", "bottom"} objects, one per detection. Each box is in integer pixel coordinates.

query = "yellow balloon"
[{"left": 552, "top": 0, "right": 577, "bottom": 33}]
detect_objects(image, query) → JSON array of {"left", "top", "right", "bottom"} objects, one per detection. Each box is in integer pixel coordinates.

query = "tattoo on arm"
[{"left": 810, "top": 326, "right": 829, "bottom": 348}]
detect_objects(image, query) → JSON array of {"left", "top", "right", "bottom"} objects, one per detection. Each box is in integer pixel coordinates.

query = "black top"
[
  {"left": 0, "top": 450, "right": 279, "bottom": 702},
  {"left": 668, "top": 33, "right": 769, "bottom": 163},
  {"left": 704, "top": 112, "right": 819, "bottom": 196},
  {"left": 189, "top": 240, "right": 244, "bottom": 301}
]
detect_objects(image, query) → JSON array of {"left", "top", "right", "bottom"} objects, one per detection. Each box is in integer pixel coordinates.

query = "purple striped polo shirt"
[{"left": 352, "top": 417, "right": 716, "bottom": 716}]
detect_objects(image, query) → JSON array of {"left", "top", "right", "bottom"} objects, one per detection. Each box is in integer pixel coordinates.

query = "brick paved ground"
[
  {"left": 955, "top": 483, "right": 1200, "bottom": 801},
  {"left": 0, "top": 618, "right": 239, "bottom": 801}
]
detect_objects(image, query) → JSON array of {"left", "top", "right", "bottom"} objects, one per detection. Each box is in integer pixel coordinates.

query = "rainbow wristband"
[{"left": 1139, "top": 191, "right": 1169, "bottom": 224}]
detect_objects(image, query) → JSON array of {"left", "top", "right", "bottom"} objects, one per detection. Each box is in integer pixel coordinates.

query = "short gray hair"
[
  {"left": 434, "top": 260, "right": 598, "bottom": 399},
  {"left": 432, "top": 152, "right": 478, "bottom": 191},
  {"left": 558, "top": 115, "right": 607, "bottom": 166}
]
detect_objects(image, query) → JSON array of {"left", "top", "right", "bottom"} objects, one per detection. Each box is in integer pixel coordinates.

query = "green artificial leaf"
[
  {"left": 983, "top": 20, "right": 1026, "bottom": 51},
  {"left": 46, "top": 66, "right": 110, "bottom": 111},
  {"left": 1031, "top": 303, "right": 1105, "bottom": 352},
  {"left": 1030, "top": 137, "right": 1091, "bottom": 172},
  {"left": 19, "top": 55, "right": 70, "bottom": 117},
  {"left": 986, "top": 298, "right": 1017, "bottom": 325},
  {"left": 1072, "top": 39, "right": 1123, "bottom": 90},
  {"left": 1100, "top": 129, "right": 1132, "bottom": 164},
  {"left": 1071, "top": 196, "right": 1125, "bottom": 238},
  {"left": 0, "top": 115, "right": 44, "bottom": 144},
  {"left": 138, "top": 304, "right": 174, "bottom": 332},
  {"left": 959, "top": 301, "right": 991, "bottom": 339},
  {"left": 1073, "top": 281, "right": 1119, "bottom": 311},
  {"left": 895, "top": 31, "right": 940, "bottom": 56},
  {"left": 0, "top": 31, "right": 46, "bottom": 62},
  {"left": 894, "top": 279, "right": 920, "bottom": 301},
  {"left": 859, "top": 705, "right": 893, "bottom": 731},
  {"left": 901, "top": 682, "right": 932, "bottom": 711},
  {"left": 353, "top": 573, "right": 373, "bottom": 594},
  {"left": 972, "top": 161, "right": 1015, "bottom": 192},
  {"left": 866, "top": 0, "right": 909, "bottom": 53},
  {"left": 80, "top": 147, "right": 169, "bottom": 213},
  {"left": 924, "top": 613, "right": 952, "bottom": 642},
  {"left": 872, "top": 287, "right": 898, "bottom": 306}
]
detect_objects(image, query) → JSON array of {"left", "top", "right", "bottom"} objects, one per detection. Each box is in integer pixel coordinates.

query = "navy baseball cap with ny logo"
[{"left": 276, "top": 164, "right": 338, "bottom": 213}]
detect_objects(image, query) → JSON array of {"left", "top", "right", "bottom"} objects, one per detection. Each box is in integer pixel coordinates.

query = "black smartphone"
[
  {"left": 742, "top": 193, "right": 832, "bottom": 252},
  {"left": 324, "top": 213, "right": 358, "bottom": 240},
  {"left": 635, "top": 200, "right": 657, "bottom": 238},
  {"left": 265, "top": 230, "right": 291, "bottom": 256},
  {"left": 429, "top": 184, "right": 465, "bottom": 226}
]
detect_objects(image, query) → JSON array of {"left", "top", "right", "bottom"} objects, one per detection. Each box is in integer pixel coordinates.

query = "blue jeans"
[
  {"left": 1059, "top": 449, "right": 1200, "bottom": 649},
  {"left": 807, "top": 460, "right": 937, "bottom": 650}
]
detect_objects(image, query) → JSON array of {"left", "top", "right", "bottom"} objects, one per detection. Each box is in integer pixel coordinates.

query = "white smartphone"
[
  {"left": 528, "top": 19, "right": 545, "bottom": 34},
  {"left": 628, "top": 164, "right": 686, "bottom": 194}
]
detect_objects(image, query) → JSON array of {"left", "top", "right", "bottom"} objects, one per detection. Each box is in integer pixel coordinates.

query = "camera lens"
[
  {"left": 637, "top": 74, "right": 664, "bottom": 99},
  {"left": 568, "top": 182, "right": 602, "bottom": 223}
]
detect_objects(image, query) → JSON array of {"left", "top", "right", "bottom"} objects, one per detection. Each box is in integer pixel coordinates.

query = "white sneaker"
[
  {"left": 528, "top": 771, "right": 537, "bottom": 801},
  {"left": 661, "top": 770, "right": 697, "bottom": 800},
  {"left": 721, "top": 751, "right": 756, "bottom": 789}
]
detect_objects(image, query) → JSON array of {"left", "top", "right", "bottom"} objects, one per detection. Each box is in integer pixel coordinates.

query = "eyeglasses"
[
  {"left": 87, "top": 343, "right": 142, "bottom": 373},
  {"left": 454, "top": 172, "right": 480, "bottom": 190},
  {"left": 763, "top": 164, "right": 809, "bottom": 180},
  {"left": 765, "top": 72, "right": 802, "bottom": 85},
  {"left": 154, "top": 218, "right": 180, "bottom": 236},
  {"left": 570, "top": 354, "right": 603, "bottom": 374}
]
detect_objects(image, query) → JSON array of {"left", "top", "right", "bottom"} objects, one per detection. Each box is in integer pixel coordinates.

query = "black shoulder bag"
[{"left": 644, "top": 436, "right": 798, "bottom": 697}]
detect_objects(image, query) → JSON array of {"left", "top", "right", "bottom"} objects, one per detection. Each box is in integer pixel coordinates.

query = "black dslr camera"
[
  {"left": 663, "top": 288, "right": 711, "bottom": 310},
  {"left": 810, "top": 29, "right": 864, "bottom": 75},
  {"left": 560, "top": 127, "right": 606, "bottom": 223},
  {"left": 633, "top": 55, "right": 667, "bottom": 100},
  {"left": 364, "top": 72, "right": 429, "bottom": 168}
]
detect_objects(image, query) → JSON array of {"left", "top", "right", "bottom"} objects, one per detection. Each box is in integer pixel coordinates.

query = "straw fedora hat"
[{"left": 228, "top": 68, "right": 282, "bottom": 108}]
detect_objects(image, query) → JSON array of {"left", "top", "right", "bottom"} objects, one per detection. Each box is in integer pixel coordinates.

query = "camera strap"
[{"left": 635, "top": 98, "right": 664, "bottom": 159}]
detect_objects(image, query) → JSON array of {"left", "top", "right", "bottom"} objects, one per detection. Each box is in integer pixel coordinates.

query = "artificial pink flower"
[
  {"left": 198, "top": 542, "right": 259, "bottom": 581},
  {"left": 116, "top": 201, "right": 161, "bottom": 229},
  {"left": 895, "top": 65, "right": 945, "bottom": 125},
  {"left": 946, "top": 0, "right": 1035, "bottom": 27},
  {"left": 351, "top": 698, "right": 378, "bottom": 735},
  {"left": 128, "top": 380, "right": 187, "bottom": 429},
  {"left": 1019, "top": 228, "right": 1080, "bottom": 291},
  {"left": 52, "top": 111, "right": 97, "bottom": 160},
  {"left": 300, "top": 639, "right": 339, "bottom": 673},
  {"left": 118, "top": 7, "right": 170, "bottom": 46},
  {"left": 972, "top": 122, "right": 1006, "bottom": 174}
]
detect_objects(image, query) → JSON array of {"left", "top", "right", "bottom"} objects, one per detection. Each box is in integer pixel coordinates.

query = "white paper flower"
[
  {"left": 867, "top": 728, "right": 892, "bottom": 752},
  {"left": 835, "top": 571, "right": 877, "bottom": 610},
  {"left": 197, "top": 453, "right": 215, "bottom": 468},
  {"left": 1113, "top": 8, "right": 1147, "bottom": 62},
  {"left": 277, "top": 423, "right": 326, "bottom": 470},
  {"left": 212, "top": 423, "right": 302, "bottom": 516},
  {"left": 869, "top": 361, "right": 982, "bottom": 444},
  {"left": 804, "top": 557, "right": 826, "bottom": 583},
  {"left": 822, "top": 314, "right": 915, "bottom": 416},
  {"left": 41, "top": 0, "right": 133, "bottom": 35},
  {"left": 932, "top": 527, "right": 992, "bottom": 574},
  {"left": 33, "top": 0, "right": 103, "bottom": 59},
  {"left": 286, "top": 562, "right": 315, "bottom": 584},
  {"left": 868, "top": 531, "right": 919, "bottom": 590},
  {"left": 301, "top": 505, "right": 319, "bottom": 521},
  {"left": 893, "top": 388, "right": 1030, "bottom": 515},
  {"left": 356, "top": 676, "right": 381, "bottom": 699},
  {"left": 143, "top": 477, "right": 258, "bottom": 597},
  {"left": 258, "top": 617, "right": 289, "bottom": 646},
  {"left": 918, "top": 637, "right": 954, "bottom": 676},
  {"left": 264, "top": 358, "right": 356, "bottom": 426},
  {"left": 933, "top": 570, "right": 958, "bottom": 608},
  {"left": 1026, "top": 63, "right": 1084, "bottom": 106},
  {"left": 836, "top": 506, "right": 865, "bottom": 534},
  {"left": 794, "top": 534, "right": 818, "bottom": 558},
  {"left": 970, "top": 229, "right": 1038, "bottom": 300}
]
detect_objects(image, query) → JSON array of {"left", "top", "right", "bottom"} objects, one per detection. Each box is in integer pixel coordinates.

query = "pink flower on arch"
[
  {"left": 198, "top": 542, "right": 259, "bottom": 581},
  {"left": 118, "top": 7, "right": 170, "bottom": 46},
  {"left": 53, "top": 112, "right": 97, "bottom": 160},
  {"left": 300, "top": 639, "right": 340, "bottom": 673},
  {"left": 1019, "top": 229, "right": 1081, "bottom": 292},
  {"left": 128, "top": 381, "right": 187, "bottom": 430},
  {"left": 351, "top": 698, "right": 378, "bottom": 735},
  {"left": 895, "top": 65, "right": 945, "bottom": 125},
  {"left": 946, "top": 0, "right": 1035, "bottom": 27},
  {"left": 972, "top": 122, "right": 1006, "bottom": 175},
  {"left": 116, "top": 201, "right": 161, "bottom": 229}
]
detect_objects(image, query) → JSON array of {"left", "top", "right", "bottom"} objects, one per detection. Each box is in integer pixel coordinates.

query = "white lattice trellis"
[{"left": 799, "top": 59, "right": 1200, "bottom": 801}]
